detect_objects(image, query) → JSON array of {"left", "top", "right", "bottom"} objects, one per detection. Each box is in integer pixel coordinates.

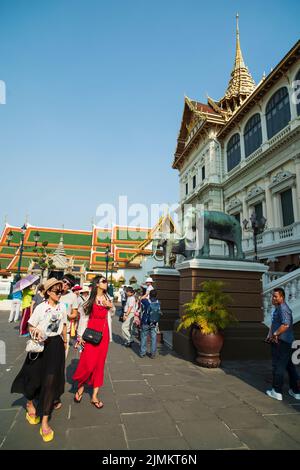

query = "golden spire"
[
  {"left": 218, "top": 14, "right": 256, "bottom": 118},
  {"left": 234, "top": 13, "right": 245, "bottom": 69}
]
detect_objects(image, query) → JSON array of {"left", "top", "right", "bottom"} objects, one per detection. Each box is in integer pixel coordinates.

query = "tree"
[{"left": 33, "top": 241, "right": 56, "bottom": 278}]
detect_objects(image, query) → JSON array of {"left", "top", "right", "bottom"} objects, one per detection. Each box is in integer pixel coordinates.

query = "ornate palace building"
[{"left": 173, "top": 17, "right": 300, "bottom": 273}]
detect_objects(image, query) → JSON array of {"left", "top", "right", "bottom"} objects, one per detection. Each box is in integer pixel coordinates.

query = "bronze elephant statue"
[{"left": 172, "top": 210, "right": 244, "bottom": 260}]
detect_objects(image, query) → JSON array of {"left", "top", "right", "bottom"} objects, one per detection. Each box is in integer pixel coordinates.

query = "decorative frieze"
[
  {"left": 245, "top": 186, "right": 265, "bottom": 205},
  {"left": 269, "top": 170, "right": 296, "bottom": 194},
  {"left": 226, "top": 197, "right": 242, "bottom": 214}
]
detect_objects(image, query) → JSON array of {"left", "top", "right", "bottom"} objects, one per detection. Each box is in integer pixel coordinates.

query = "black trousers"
[{"left": 271, "top": 340, "right": 299, "bottom": 394}]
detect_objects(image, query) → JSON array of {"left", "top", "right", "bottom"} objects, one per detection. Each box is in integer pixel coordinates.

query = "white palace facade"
[{"left": 173, "top": 18, "right": 300, "bottom": 274}]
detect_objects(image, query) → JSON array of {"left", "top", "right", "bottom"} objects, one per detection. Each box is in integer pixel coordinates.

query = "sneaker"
[
  {"left": 124, "top": 341, "right": 133, "bottom": 347},
  {"left": 149, "top": 353, "right": 156, "bottom": 359},
  {"left": 139, "top": 354, "right": 146, "bottom": 358},
  {"left": 288, "top": 389, "right": 300, "bottom": 400},
  {"left": 266, "top": 389, "right": 283, "bottom": 401}
]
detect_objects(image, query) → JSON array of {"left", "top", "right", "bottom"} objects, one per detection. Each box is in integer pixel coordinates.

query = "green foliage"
[
  {"left": 32, "top": 241, "right": 55, "bottom": 274},
  {"left": 177, "top": 280, "right": 237, "bottom": 335}
]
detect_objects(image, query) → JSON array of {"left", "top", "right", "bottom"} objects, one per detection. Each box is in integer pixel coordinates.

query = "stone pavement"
[{"left": 0, "top": 308, "right": 300, "bottom": 450}]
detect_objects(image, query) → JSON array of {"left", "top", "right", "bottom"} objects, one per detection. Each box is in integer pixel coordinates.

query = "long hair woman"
[
  {"left": 72, "top": 275, "right": 112, "bottom": 408},
  {"left": 11, "top": 278, "right": 67, "bottom": 442}
]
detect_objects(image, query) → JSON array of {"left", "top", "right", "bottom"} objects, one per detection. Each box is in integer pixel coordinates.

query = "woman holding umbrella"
[
  {"left": 14, "top": 274, "right": 40, "bottom": 336},
  {"left": 11, "top": 278, "right": 67, "bottom": 443}
]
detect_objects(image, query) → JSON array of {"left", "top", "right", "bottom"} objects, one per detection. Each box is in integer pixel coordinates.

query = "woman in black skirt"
[{"left": 11, "top": 278, "right": 67, "bottom": 442}]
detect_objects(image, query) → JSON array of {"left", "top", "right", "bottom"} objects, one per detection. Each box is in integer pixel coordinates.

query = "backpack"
[{"left": 147, "top": 301, "right": 161, "bottom": 324}]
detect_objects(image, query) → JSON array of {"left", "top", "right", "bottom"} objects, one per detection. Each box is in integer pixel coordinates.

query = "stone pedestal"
[
  {"left": 151, "top": 267, "right": 180, "bottom": 330},
  {"left": 173, "top": 258, "right": 269, "bottom": 361}
]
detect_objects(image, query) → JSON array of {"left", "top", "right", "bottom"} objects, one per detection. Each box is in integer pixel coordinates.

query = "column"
[
  {"left": 240, "top": 132, "right": 245, "bottom": 161},
  {"left": 272, "top": 193, "right": 281, "bottom": 227},
  {"left": 264, "top": 174, "right": 274, "bottom": 227},
  {"left": 241, "top": 189, "right": 248, "bottom": 221},
  {"left": 293, "top": 155, "right": 300, "bottom": 221},
  {"left": 288, "top": 83, "right": 298, "bottom": 121},
  {"left": 260, "top": 112, "right": 268, "bottom": 147},
  {"left": 292, "top": 186, "right": 298, "bottom": 222}
]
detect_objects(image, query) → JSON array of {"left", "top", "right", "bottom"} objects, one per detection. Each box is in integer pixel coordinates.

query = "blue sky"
[{"left": 0, "top": 0, "right": 299, "bottom": 230}]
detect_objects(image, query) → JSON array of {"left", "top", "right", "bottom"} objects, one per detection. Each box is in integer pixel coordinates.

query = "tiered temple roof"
[{"left": 173, "top": 14, "right": 257, "bottom": 170}]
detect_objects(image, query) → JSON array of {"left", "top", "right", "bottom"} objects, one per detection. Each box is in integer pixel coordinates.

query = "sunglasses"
[
  {"left": 62, "top": 280, "right": 71, "bottom": 286},
  {"left": 100, "top": 279, "right": 108, "bottom": 283},
  {"left": 51, "top": 289, "right": 63, "bottom": 295}
]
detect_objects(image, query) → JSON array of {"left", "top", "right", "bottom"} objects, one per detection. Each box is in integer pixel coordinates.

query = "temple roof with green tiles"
[{"left": 0, "top": 220, "right": 171, "bottom": 275}]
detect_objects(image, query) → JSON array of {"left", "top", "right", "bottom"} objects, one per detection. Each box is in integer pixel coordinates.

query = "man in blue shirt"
[
  {"left": 139, "top": 289, "right": 160, "bottom": 359},
  {"left": 266, "top": 287, "right": 300, "bottom": 401}
]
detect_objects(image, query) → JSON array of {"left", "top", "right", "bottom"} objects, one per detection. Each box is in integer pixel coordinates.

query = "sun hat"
[
  {"left": 44, "top": 278, "right": 63, "bottom": 293},
  {"left": 79, "top": 286, "right": 90, "bottom": 294},
  {"left": 145, "top": 277, "right": 153, "bottom": 283},
  {"left": 72, "top": 285, "right": 82, "bottom": 292}
]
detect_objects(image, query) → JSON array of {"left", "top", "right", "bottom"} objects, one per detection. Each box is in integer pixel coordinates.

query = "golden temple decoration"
[{"left": 217, "top": 14, "right": 256, "bottom": 118}]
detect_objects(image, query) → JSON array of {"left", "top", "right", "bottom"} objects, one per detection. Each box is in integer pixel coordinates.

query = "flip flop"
[
  {"left": 53, "top": 401, "right": 62, "bottom": 410},
  {"left": 74, "top": 391, "right": 84, "bottom": 403},
  {"left": 26, "top": 412, "right": 40, "bottom": 425},
  {"left": 90, "top": 400, "right": 104, "bottom": 409},
  {"left": 40, "top": 427, "right": 54, "bottom": 442}
]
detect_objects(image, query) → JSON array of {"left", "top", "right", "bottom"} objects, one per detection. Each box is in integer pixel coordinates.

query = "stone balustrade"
[{"left": 263, "top": 267, "right": 300, "bottom": 325}]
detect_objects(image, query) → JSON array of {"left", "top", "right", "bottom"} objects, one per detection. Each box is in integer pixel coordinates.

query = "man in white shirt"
[
  {"left": 141, "top": 277, "right": 154, "bottom": 300},
  {"left": 60, "top": 274, "right": 78, "bottom": 355},
  {"left": 122, "top": 287, "right": 136, "bottom": 347}
]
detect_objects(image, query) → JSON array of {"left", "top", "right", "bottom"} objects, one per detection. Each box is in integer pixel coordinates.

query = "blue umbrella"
[{"left": 13, "top": 274, "right": 40, "bottom": 293}]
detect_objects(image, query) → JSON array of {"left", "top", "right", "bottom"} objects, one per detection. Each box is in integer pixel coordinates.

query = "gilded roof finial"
[
  {"left": 217, "top": 13, "right": 256, "bottom": 118},
  {"left": 235, "top": 12, "right": 245, "bottom": 69}
]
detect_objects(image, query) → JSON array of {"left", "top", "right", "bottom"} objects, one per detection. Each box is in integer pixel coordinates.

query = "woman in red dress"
[{"left": 72, "top": 276, "right": 112, "bottom": 408}]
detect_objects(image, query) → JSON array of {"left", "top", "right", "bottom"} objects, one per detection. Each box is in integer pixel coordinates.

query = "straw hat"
[{"left": 44, "top": 278, "right": 63, "bottom": 293}]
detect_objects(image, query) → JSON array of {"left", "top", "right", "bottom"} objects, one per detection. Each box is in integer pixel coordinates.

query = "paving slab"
[
  {"left": 121, "top": 410, "right": 180, "bottom": 441},
  {"left": 263, "top": 413, "right": 300, "bottom": 443},
  {"left": 214, "top": 404, "right": 272, "bottom": 429},
  {"left": 66, "top": 424, "right": 127, "bottom": 450},
  {"left": 128, "top": 436, "right": 191, "bottom": 450},
  {"left": 176, "top": 419, "right": 245, "bottom": 450},
  {"left": 234, "top": 426, "right": 300, "bottom": 450}
]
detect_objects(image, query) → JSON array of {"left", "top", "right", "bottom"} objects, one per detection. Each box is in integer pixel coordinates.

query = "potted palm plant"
[{"left": 177, "top": 280, "right": 236, "bottom": 367}]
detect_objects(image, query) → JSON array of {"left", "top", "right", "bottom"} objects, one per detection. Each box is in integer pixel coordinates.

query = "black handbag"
[{"left": 82, "top": 328, "right": 103, "bottom": 345}]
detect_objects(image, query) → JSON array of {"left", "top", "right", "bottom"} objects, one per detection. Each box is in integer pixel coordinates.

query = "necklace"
[{"left": 96, "top": 295, "right": 106, "bottom": 306}]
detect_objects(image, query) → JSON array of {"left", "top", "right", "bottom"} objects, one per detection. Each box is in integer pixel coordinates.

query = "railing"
[
  {"left": 268, "top": 124, "right": 291, "bottom": 147},
  {"left": 263, "top": 271, "right": 286, "bottom": 287},
  {"left": 279, "top": 225, "right": 294, "bottom": 239},
  {"left": 243, "top": 222, "right": 300, "bottom": 252},
  {"left": 263, "top": 267, "right": 300, "bottom": 325}
]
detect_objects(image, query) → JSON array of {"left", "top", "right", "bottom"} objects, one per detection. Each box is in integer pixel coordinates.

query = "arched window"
[
  {"left": 227, "top": 133, "right": 241, "bottom": 172},
  {"left": 266, "top": 87, "right": 291, "bottom": 139},
  {"left": 295, "top": 69, "right": 300, "bottom": 116},
  {"left": 244, "top": 113, "right": 262, "bottom": 158}
]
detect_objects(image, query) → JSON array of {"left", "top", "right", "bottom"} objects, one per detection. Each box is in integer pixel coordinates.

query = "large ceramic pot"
[{"left": 191, "top": 328, "right": 224, "bottom": 368}]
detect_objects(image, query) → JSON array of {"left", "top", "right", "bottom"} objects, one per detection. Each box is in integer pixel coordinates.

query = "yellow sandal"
[
  {"left": 40, "top": 427, "right": 54, "bottom": 442},
  {"left": 26, "top": 412, "right": 40, "bottom": 425}
]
